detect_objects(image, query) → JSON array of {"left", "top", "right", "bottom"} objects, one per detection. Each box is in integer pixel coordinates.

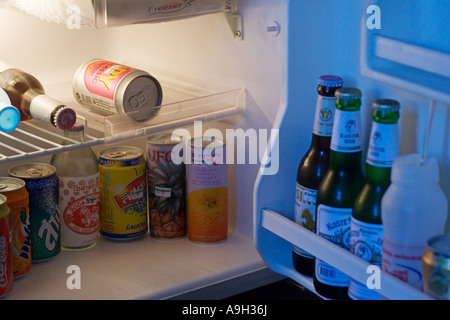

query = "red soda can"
[
  {"left": 0, "top": 178, "right": 31, "bottom": 278},
  {"left": 0, "top": 194, "right": 14, "bottom": 298}
]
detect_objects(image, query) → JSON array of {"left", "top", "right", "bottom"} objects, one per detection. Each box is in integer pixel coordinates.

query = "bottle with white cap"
[
  {"left": 0, "top": 61, "right": 76, "bottom": 130},
  {"left": 381, "top": 153, "right": 448, "bottom": 290},
  {"left": 0, "top": 87, "right": 20, "bottom": 132}
]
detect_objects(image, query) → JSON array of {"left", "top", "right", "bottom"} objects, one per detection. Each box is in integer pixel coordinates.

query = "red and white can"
[
  {"left": 73, "top": 59, "right": 163, "bottom": 121},
  {"left": 0, "top": 194, "right": 14, "bottom": 298}
]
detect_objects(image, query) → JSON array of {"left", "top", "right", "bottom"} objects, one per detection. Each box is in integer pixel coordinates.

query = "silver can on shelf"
[
  {"left": 73, "top": 59, "right": 163, "bottom": 121},
  {"left": 422, "top": 234, "right": 450, "bottom": 300}
]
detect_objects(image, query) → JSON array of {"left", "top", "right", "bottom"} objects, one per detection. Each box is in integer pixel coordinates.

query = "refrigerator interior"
[
  {"left": 0, "top": 0, "right": 287, "bottom": 299},
  {"left": 255, "top": 0, "right": 449, "bottom": 300},
  {"left": 0, "top": 0, "right": 449, "bottom": 301}
]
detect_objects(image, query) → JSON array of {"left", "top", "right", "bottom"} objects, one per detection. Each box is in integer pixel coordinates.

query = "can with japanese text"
[
  {"left": 99, "top": 146, "right": 148, "bottom": 240},
  {"left": 187, "top": 137, "right": 228, "bottom": 243},
  {"left": 0, "top": 178, "right": 31, "bottom": 278},
  {"left": 9, "top": 164, "right": 60, "bottom": 263},
  {"left": 423, "top": 234, "right": 450, "bottom": 300},
  {"left": 0, "top": 194, "right": 13, "bottom": 298},
  {"left": 73, "top": 59, "right": 163, "bottom": 121},
  {"left": 146, "top": 133, "right": 186, "bottom": 239}
]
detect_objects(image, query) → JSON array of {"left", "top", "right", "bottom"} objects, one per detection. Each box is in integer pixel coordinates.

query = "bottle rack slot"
[{"left": 260, "top": 209, "right": 431, "bottom": 300}]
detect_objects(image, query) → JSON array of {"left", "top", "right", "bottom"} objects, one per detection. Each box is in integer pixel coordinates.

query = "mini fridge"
[{"left": 0, "top": 0, "right": 448, "bottom": 300}]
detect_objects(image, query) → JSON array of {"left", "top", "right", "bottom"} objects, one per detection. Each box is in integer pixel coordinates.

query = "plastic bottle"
[
  {"left": 293, "top": 75, "right": 343, "bottom": 277},
  {"left": 313, "top": 87, "right": 365, "bottom": 299},
  {"left": 349, "top": 99, "right": 400, "bottom": 300},
  {"left": 0, "top": 61, "right": 76, "bottom": 130},
  {"left": 50, "top": 124, "right": 100, "bottom": 249},
  {"left": 381, "top": 154, "right": 448, "bottom": 290}
]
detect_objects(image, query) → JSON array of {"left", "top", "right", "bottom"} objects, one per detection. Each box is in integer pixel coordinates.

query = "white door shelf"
[{"left": 258, "top": 209, "right": 432, "bottom": 300}]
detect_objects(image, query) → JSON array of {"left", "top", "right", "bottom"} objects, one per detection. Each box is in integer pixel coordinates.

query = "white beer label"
[
  {"left": 313, "top": 96, "right": 335, "bottom": 137},
  {"left": 349, "top": 218, "right": 383, "bottom": 300},
  {"left": 294, "top": 183, "right": 317, "bottom": 257},
  {"left": 59, "top": 174, "right": 100, "bottom": 248},
  {"left": 315, "top": 204, "right": 352, "bottom": 286},
  {"left": 367, "top": 122, "right": 399, "bottom": 167},
  {"left": 331, "top": 109, "right": 362, "bottom": 153}
]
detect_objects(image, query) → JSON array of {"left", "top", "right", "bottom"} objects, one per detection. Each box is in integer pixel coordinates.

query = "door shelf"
[
  {"left": 0, "top": 69, "right": 246, "bottom": 164},
  {"left": 259, "top": 209, "right": 432, "bottom": 300}
]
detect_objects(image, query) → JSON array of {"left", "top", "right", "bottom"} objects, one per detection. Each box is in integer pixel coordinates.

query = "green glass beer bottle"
[
  {"left": 293, "top": 75, "right": 343, "bottom": 277},
  {"left": 348, "top": 99, "right": 400, "bottom": 300},
  {"left": 313, "top": 87, "right": 365, "bottom": 300}
]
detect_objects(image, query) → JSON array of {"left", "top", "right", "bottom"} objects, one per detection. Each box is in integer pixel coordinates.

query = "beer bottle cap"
[
  {"left": 335, "top": 87, "right": 362, "bottom": 99},
  {"left": 372, "top": 99, "right": 400, "bottom": 111},
  {"left": 54, "top": 106, "right": 77, "bottom": 130},
  {"left": 318, "top": 75, "right": 343, "bottom": 87}
]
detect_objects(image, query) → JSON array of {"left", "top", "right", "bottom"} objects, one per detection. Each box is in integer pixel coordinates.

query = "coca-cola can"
[{"left": 0, "top": 194, "right": 14, "bottom": 298}]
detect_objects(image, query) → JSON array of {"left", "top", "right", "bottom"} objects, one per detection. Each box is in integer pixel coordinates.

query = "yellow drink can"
[{"left": 98, "top": 146, "right": 147, "bottom": 240}]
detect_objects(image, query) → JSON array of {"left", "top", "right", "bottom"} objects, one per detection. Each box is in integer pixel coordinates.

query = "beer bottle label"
[
  {"left": 348, "top": 217, "right": 383, "bottom": 300},
  {"left": 367, "top": 122, "right": 399, "bottom": 167},
  {"left": 313, "top": 96, "right": 335, "bottom": 137},
  {"left": 293, "top": 183, "right": 317, "bottom": 258},
  {"left": 331, "top": 109, "right": 362, "bottom": 153},
  {"left": 315, "top": 204, "right": 352, "bottom": 286}
]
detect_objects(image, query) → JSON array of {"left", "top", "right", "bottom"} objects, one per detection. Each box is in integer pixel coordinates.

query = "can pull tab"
[
  {"left": 0, "top": 184, "right": 7, "bottom": 190},
  {"left": 26, "top": 168, "right": 43, "bottom": 177},
  {"left": 107, "top": 151, "right": 128, "bottom": 159}
]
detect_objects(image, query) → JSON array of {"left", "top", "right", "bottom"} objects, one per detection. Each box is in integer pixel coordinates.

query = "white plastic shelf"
[
  {"left": 0, "top": 69, "right": 246, "bottom": 163},
  {"left": 259, "top": 209, "right": 432, "bottom": 300}
]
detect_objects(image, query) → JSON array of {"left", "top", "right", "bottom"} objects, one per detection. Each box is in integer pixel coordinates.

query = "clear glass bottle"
[
  {"left": 348, "top": 99, "right": 400, "bottom": 300},
  {"left": 50, "top": 124, "right": 100, "bottom": 249},
  {"left": 293, "top": 75, "right": 343, "bottom": 277},
  {"left": 0, "top": 62, "right": 76, "bottom": 130},
  {"left": 313, "top": 87, "right": 365, "bottom": 300}
]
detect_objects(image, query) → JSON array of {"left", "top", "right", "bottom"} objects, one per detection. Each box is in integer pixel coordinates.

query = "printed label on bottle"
[
  {"left": 349, "top": 218, "right": 383, "bottom": 300},
  {"left": 315, "top": 204, "right": 352, "bottom": 286},
  {"left": 293, "top": 183, "right": 317, "bottom": 258},
  {"left": 313, "top": 96, "right": 335, "bottom": 137},
  {"left": 59, "top": 174, "right": 100, "bottom": 248},
  {"left": 331, "top": 109, "right": 362, "bottom": 153},
  {"left": 367, "top": 122, "right": 399, "bottom": 167},
  {"left": 381, "top": 238, "right": 424, "bottom": 289}
]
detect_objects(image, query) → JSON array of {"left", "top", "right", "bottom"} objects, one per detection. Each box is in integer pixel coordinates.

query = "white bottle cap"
[{"left": 391, "top": 153, "right": 440, "bottom": 185}]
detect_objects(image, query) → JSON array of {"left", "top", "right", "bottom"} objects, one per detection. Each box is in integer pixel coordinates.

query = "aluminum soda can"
[
  {"left": 98, "top": 146, "right": 148, "bottom": 240},
  {"left": 0, "top": 178, "right": 31, "bottom": 278},
  {"left": 423, "top": 234, "right": 450, "bottom": 300},
  {"left": 0, "top": 194, "right": 13, "bottom": 298},
  {"left": 9, "top": 164, "right": 60, "bottom": 263},
  {"left": 187, "top": 137, "right": 228, "bottom": 243},
  {"left": 146, "top": 133, "right": 186, "bottom": 239},
  {"left": 73, "top": 59, "right": 163, "bottom": 121}
]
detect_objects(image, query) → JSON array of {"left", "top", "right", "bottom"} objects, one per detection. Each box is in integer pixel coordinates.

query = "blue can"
[{"left": 9, "top": 163, "right": 60, "bottom": 262}]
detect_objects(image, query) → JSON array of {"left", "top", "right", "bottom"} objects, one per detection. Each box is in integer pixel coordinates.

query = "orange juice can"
[
  {"left": 0, "top": 177, "right": 31, "bottom": 279},
  {"left": 98, "top": 146, "right": 148, "bottom": 240},
  {"left": 187, "top": 137, "right": 228, "bottom": 243}
]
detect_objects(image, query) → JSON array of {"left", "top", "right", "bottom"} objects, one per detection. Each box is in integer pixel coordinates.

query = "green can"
[{"left": 9, "top": 164, "right": 60, "bottom": 263}]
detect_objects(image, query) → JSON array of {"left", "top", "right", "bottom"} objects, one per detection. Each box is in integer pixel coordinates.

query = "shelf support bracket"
[{"left": 226, "top": 12, "right": 243, "bottom": 40}]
